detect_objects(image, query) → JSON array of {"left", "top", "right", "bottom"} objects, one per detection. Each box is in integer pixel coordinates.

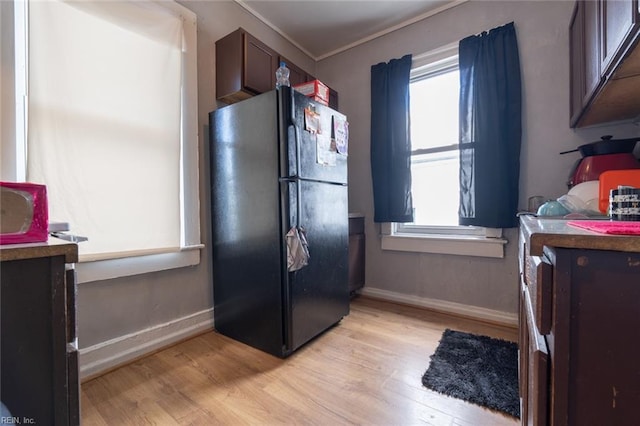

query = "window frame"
[
  {"left": 382, "top": 42, "right": 506, "bottom": 258},
  {"left": 5, "top": 0, "right": 202, "bottom": 283}
]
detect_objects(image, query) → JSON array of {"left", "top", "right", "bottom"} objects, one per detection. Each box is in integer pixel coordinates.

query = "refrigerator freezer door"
[
  {"left": 283, "top": 179, "right": 349, "bottom": 352},
  {"left": 282, "top": 88, "right": 348, "bottom": 184}
]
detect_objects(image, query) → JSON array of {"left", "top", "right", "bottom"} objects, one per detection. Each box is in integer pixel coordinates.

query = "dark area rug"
[{"left": 421, "top": 329, "right": 520, "bottom": 418}]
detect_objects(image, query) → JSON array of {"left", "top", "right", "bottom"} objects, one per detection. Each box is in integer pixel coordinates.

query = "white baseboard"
[
  {"left": 359, "top": 287, "right": 518, "bottom": 327},
  {"left": 79, "top": 308, "right": 214, "bottom": 380},
  {"left": 79, "top": 290, "right": 516, "bottom": 380}
]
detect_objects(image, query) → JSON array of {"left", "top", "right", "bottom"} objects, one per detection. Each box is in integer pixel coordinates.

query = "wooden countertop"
[
  {"left": 520, "top": 215, "right": 640, "bottom": 256},
  {"left": 0, "top": 237, "right": 78, "bottom": 263}
]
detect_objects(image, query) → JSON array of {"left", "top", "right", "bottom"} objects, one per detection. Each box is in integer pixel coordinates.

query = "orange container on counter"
[{"left": 598, "top": 169, "right": 640, "bottom": 213}]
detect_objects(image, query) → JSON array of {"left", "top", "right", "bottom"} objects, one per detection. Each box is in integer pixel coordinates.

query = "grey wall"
[
  {"left": 77, "top": 0, "right": 640, "bottom": 350},
  {"left": 316, "top": 0, "right": 639, "bottom": 314},
  {"left": 77, "top": 1, "right": 315, "bottom": 349}
]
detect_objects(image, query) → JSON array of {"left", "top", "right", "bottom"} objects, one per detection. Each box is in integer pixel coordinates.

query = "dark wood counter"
[
  {"left": 519, "top": 216, "right": 640, "bottom": 256},
  {"left": 0, "top": 237, "right": 78, "bottom": 263},
  {"left": 1, "top": 238, "right": 79, "bottom": 425},
  {"left": 518, "top": 215, "right": 640, "bottom": 425}
]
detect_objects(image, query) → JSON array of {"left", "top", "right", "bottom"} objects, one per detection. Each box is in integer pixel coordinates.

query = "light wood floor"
[{"left": 81, "top": 296, "right": 519, "bottom": 425}]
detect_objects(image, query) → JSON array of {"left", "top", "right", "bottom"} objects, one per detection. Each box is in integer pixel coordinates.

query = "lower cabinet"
[
  {"left": 0, "top": 241, "right": 79, "bottom": 426},
  {"left": 348, "top": 214, "right": 365, "bottom": 295},
  {"left": 519, "top": 220, "right": 640, "bottom": 425}
]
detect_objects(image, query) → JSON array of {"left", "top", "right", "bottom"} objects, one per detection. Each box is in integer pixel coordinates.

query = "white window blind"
[{"left": 28, "top": 0, "right": 183, "bottom": 260}]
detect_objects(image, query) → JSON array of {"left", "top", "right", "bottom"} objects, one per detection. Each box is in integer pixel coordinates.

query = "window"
[
  {"left": 381, "top": 43, "right": 506, "bottom": 258},
  {"left": 408, "top": 54, "right": 460, "bottom": 227},
  {"left": 2, "top": 0, "right": 201, "bottom": 281}
]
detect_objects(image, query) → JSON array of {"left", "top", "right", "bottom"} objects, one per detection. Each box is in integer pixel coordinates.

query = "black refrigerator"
[{"left": 209, "top": 86, "right": 350, "bottom": 357}]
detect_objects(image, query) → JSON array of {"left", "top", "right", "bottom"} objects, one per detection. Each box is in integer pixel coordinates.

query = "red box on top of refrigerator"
[{"left": 293, "top": 80, "right": 329, "bottom": 105}]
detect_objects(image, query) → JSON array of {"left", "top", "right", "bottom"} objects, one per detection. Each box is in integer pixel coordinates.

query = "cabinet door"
[
  {"left": 216, "top": 29, "right": 243, "bottom": 103},
  {"left": 584, "top": 0, "right": 601, "bottom": 101},
  {"left": 518, "top": 280, "right": 530, "bottom": 423},
  {"left": 570, "top": 1, "right": 586, "bottom": 125},
  {"left": 244, "top": 33, "right": 278, "bottom": 94},
  {"left": 562, "top": 248, "right": 640, "bottom": 424},
  {"left": 524, "top": 286, "right": 549, "bottom": 426},
  {"left": 570, "top": 1, "right": 601, "bottom": 126},
  {"left": 1, "top": 256, "right": 71, "bottom": 424},
  {"left": 66, "top": 268, "right": 80, "bottom": 425},
  {"left": 280, "top": 57, "right": 308, "bottom": 87},
  {"left": 329, "top": 88, "right": 339, "bottom": 111},
  {"left": 600, "top": 0, "right": 638, "bottom": 76}
]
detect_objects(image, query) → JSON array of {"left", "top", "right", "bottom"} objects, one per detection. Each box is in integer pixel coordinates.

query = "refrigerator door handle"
[
  {"left": 296, "top": 180, "right": 302, "bottom": 228},
  {"left": 279, "top": 178, "right": 302, "bottom": 228},
  {"left": 287, "top": 124, "right": 302, "bottom": 178},
  {"left": 283, "top": 180, "right": 309, "bottom": 271}
]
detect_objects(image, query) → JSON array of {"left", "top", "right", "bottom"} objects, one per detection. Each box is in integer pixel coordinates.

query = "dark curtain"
[
  {"left": 458, "top": 22, "right": 522, "bottom": 228},
  {"left": 370, "top": 54, "right": 413, "bottom": 223}
]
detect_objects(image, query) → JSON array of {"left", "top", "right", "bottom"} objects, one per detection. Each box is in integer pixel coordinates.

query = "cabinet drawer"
[
  {"left": 525, "top": 255, "right": 553, "bottom": 335},
  {"left": 524, "top": 285, "right": 549, "bottom": 426}
]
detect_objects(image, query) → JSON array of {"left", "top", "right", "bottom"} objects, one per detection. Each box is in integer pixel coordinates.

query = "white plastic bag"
[{"left": 286, "top": 227, "right": 310, "bottom": 272}]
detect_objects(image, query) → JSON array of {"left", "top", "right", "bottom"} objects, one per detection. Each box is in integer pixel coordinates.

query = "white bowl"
[
  {"left": 557, "top": 194, "right": 587, "bottom": 212},
  {"left": 567, "top": 181, "right": 599, "bottom": 212}
]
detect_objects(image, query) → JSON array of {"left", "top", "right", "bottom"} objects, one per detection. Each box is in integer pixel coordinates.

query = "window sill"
[
  {"left": 381, "top": 233, "right": 506, "bottom": 258},
  {"left": 75, "top": 245, "right": 203, "bottom": 284}
]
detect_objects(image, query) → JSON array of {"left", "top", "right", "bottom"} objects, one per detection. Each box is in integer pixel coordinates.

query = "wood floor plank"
[{"left": 81, "top": 296, "right": 519, "bottom": 425}]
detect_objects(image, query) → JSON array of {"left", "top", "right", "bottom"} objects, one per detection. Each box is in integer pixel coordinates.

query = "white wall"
[{"left": 316, "top": 0, "right": 639, "bottom": 315}]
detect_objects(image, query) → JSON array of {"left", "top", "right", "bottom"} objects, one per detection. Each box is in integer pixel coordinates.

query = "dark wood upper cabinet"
[
  {"left": 279, "top": 56, "right": 308, "bottom": 87},
  {"left": 215, "top": 28, "right": 277, "bottom": 104},
  {"left": 570, "top": 0, "right": 640, "bottom": 127},
  {"left": 216, "top": 28, "right": 340, "bottom": 110}
]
